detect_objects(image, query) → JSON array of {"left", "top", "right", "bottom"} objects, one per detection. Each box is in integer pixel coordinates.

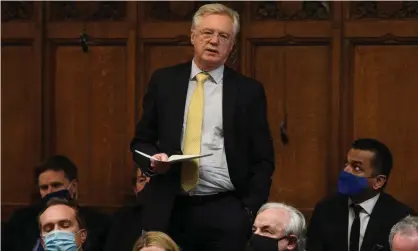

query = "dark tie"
[{"left": 350, "top": 204, "right": 363, "bottom": 251}]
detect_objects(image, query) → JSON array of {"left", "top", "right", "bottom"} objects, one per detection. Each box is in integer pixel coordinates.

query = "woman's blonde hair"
[{"left": 132, "top": 231, "right": 180, "bottom": 251}]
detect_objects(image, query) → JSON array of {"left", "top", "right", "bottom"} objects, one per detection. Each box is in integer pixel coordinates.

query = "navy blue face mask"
[{"left": 337, "top": 171, "right": 370, "bottom": 196}]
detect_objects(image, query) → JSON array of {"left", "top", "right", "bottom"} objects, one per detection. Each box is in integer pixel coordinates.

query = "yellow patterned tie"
[{"left": 181, "top": 72, "right": 209, "bottom": 191}]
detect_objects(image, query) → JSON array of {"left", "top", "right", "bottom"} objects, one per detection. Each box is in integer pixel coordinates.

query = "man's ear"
[
  {"left": 373, "top": 175, "right": 387, "bottom": 190},
  {"left": 190, "top": 30, "right": 195, "bottom": 45},
  {"left": 71, "top": 180, "right": 79, "bottom": 199},
  {"left": 286, "top": 235, "right": 298, "bottom": 250},
  {"left": 80, "top": 229, "right": 88, "bottom": 244}
]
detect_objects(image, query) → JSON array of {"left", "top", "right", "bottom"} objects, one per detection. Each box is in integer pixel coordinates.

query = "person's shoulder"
[
  {"left": 78, "top": 206, "right": 111, "bottom": 226},
  {"left": 314, "top": 193, "right": 346, "bottom": 210},
  {"left": 152, "top": 61, "right": 192, "bottom": 77},
  {"left": 379, "top": 192, "right": 415, "bottom": 215},
  {"left": 225, "top": 66, "right": 263, "bottom": 89},
  {"left": 8, "top": 204, "right": 39, "bottom": 221}
]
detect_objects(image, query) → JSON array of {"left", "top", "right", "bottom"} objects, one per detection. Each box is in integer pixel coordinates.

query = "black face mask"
[{"left": 250, "top": 234, "right": 288, "bottom": 251}]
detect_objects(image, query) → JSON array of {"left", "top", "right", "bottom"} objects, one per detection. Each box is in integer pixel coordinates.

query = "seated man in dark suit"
[
  {"left": 307, "top": 138, "right": 415, "bottom": 251},
  {"left": 3, "top": 155, "right": 110, "bottom": 251},
  {"left": 103, "top": 166, "right": 150, "bottom": 251}
]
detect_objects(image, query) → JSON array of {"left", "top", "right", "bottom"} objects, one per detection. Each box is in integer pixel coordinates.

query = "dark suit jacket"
[
  {"left": 2, "top": 204, "right": 110, "bottom": 251},
  {"left": 306, "top": 192, "right": 415, "bottom": 251},
  {"left": 130, "top": 61, "right": 275, "bottom": 231},
  {"left": 103, "top": 203, "right": 144, "bottom": 251}
]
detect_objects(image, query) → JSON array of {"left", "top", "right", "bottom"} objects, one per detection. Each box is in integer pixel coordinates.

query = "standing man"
[
  {"left": 130, "top": 3, "right": 275, "bottom": 251},
  {"left": 307, "top": 138, "right": 415, "bottom": 251}
]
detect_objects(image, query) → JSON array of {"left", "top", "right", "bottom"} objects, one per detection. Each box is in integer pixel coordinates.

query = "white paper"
[{"left": 134, "top": 150, "right": 213, "bottom": 163}]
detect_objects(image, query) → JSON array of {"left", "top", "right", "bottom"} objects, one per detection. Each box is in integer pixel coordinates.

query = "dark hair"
[
  {"left": 352, "top": 138, "right": 393, "bottom": 178},
  {"left": 38, "top": 197, "right": 86, "bottom": 230},
  {"left": 34, "top": 155, "right": 78, "bottom": 185}
]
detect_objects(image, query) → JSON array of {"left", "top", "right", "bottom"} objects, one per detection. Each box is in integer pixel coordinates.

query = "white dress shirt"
[{"left": 348, "top": 193, "right": 380, "bottom": 250}]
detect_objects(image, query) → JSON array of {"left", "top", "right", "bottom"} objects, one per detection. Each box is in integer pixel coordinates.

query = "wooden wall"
[{"left": 2, "top": 1, "right": 418, "bottom": 221}]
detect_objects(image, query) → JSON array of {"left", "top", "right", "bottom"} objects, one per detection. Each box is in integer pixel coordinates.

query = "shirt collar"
[
  {"left": 349, "top": 193, "right": 380, "bottom": 215},
  {"left": 190, "top": 59, "right": 224, "bottom": 84}
]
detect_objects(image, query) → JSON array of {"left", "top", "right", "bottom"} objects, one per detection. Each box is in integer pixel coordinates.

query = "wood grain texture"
[{"left": 2, "top": 1, "right": 418, "bottom": 221}]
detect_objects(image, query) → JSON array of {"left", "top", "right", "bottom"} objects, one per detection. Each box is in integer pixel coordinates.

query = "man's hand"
[{"left": 150, "top": 153, "right": 171, "bottom": 174}]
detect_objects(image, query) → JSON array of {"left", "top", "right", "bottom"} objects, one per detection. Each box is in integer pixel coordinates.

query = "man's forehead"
[
  {"left": 347, "top": 148, "right": 375, "bottom": 162},
  {"left": 393, "top": 233, "right": 418, "bottom": 249},
  {"left": 40, "top": 204, "right": 76, "bottom": 225},
  {"left": 256, "top": 208, "right": 289, "bottom": 228},
  {"left": 39, "top": 170, "right": 68, "bottom": 183},
  {"left": 197, "top": 14, "right": 233, "bottom": 32}
]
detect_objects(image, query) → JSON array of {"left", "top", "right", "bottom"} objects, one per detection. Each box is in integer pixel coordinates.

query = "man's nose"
[
  {"left": 209, "top": 34, "right": 220, "bottom": 44},
  {"left": 254, "top": 228, "right": 261, "bottom": 235},
  {"left": 343, "top": 165, "right": 353, "bottom": 173}
]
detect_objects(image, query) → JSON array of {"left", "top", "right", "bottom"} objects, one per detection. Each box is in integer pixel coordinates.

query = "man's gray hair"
[
  {"left": 258, "top": 202, "right": 307, "bottom": 251},
  {"left": 192, "top": 3, "right": 240, "bottom": 36},
  {"left": 389, "top": 215, "right": 418, "bottom": 249}
]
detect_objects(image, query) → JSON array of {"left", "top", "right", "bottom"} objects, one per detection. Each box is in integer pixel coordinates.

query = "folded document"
[{"left": 134, "top": 150, "right": 212, "bottom": 163}]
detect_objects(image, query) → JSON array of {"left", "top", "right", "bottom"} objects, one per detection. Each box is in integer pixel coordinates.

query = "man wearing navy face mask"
[
  {"left": 39, "top": 198, "right": 87, "bottom": 251},
  {"left": 307, "top": 138, "right": 415, "bottom": 251},
  {"left": 3, "top": 155, "right": 109, "bottom": 251},
  {"left": 249, "top": 202, "right": 306, "bottom": 251}
]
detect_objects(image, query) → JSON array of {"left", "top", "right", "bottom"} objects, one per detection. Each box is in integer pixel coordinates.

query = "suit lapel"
[
  {"left": 361, "top": 194, "right": 386, "bottom": 251},
  {"left": 170, "top": 62, "right": 192, "bottom": 153},
  {"left": 336, "top": 195, "right": 350, "bottom": 251},
  {"left": 222, "top": 67, "right": 238, "bottom": 139}
]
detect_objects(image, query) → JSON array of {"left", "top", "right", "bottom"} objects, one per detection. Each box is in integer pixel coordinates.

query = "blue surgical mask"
[
  {"left": 43, "top": 230, "right": 80, "bottom": 251},
  {"left": 337, "top": 171, "right": 369, "bottom": 196}
]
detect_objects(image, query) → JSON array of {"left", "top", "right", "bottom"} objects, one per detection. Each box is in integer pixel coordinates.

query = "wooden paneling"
[
  {"left": 1, "top": 2, "right": 43, "bottom": 220},
  {"left": 52, "top": 45, "right": 130, "bottom": 206},
  {"left": 42, "top": 1, "right": 138, "bottom": 209},
  {"left": 251, "top": 44, "right": 331, "bottom": 219},
  {"left": 2, "top": 1, "right": 418, "bottom": 221},
  {"left": 352, "top": 45, "right": 418, "bottom": 209}
]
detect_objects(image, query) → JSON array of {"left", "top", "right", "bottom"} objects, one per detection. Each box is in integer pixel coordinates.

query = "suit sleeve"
[
  {"left": 306, "top": 203, "right": 324, "bottom": 251},
  {"left": 242, "top": 82, "right": 275, "bottom": 215},
  {"left": 130, "top": 70, "right": 161, "bottom": 177}
]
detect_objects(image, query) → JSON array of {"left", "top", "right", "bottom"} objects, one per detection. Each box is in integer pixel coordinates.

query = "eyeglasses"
[{"left": 197, "top": 29, "right": 232, "bottom": 44}]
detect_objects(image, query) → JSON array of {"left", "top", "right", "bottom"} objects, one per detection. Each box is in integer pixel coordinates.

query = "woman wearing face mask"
[
  {"left": 132, "top": 231, "right": 180, "bottom": 251},
  {"left": 39, "top": 198, "right": 87, "bottom": 251},
  {"left": 249, "top": 202, "right": 307, "bottom": 251}
]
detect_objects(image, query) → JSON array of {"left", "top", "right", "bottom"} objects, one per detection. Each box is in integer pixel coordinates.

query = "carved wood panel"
[
  {"left": 350, "top": 1, "right": 418, "bottom": 19},
  {"left": 49, "top": 1, "right": 126, "bottom": 21},
  {"left": 250, "top": 42, "right": 331, "bottom": 220},
  {"left": 144, "top": 1, "right": 243, "bottom": 22},
  {"left": 1, "top": 45, "right": 42, "bottom": 208},
  {"left": 1, "top": 1, "right": 34, "bottom": 22},
  {"left": 351, "top": 44, "right": 418, "bottom": 210},
  {"left": 51, "top": 45, "right": 133, "bottom": 207},
  {"left": 251, "top": 1, "right": 331, "bottom": 20}
]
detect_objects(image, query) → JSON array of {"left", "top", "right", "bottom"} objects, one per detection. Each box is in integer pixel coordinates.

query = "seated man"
[
  {"left": 389, "top": 215, "right": 418, "bottom": 251},
  {"left": 3, "top": 155, "right": 110, "bottom": 251},
  {"left": 307, "top": 138, "right": 415, "bottom": 251},
  {"left": 249, "top": 202, "right": 306, "bottom": 251},
  {"left": 103, "top": 166, "right": 150, "bottom": 251},
  {"left": 38, "top": 198, "right": 87, "bottom": 250}
]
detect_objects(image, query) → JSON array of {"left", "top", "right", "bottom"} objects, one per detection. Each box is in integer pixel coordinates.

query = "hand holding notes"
[
  {"left": 149, "top": 153, "right": 171, "bottom": 174},
  {"left": 134, "top": 150, "right": 213, "bottom": 174}
]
